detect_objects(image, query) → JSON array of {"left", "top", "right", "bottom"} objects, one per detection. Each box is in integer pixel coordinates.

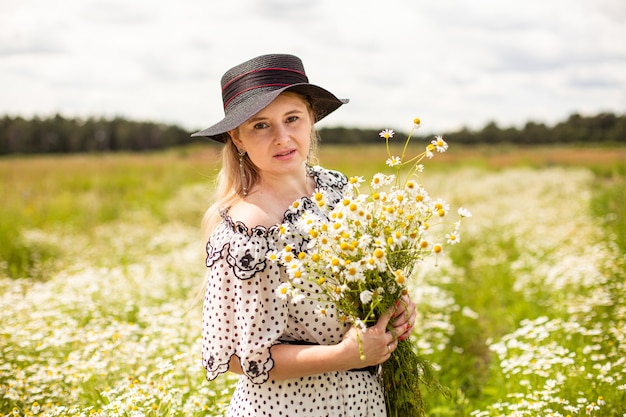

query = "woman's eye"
[
  {"left": 253, "top": 122, "right": 269, "bottom": 130},
  {"left": 286, "top": 116, "right": 299, "bottom": 123}
]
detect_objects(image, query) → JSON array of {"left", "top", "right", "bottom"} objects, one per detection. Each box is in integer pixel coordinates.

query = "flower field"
[{"left": 1, "top": 145, "right": 624, "bottom": 416}]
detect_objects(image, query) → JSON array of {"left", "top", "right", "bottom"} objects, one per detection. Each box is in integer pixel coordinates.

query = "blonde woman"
[{"left": 194, "top": 54, "right": 416, "bottom": 416}]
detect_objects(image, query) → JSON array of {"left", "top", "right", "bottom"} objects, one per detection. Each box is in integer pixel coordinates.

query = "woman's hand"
[
  {"left": 338, "top": 295, "right": 417, "bottom": 369},
  {"left": 391, "top": 294, "right": 417, "bottom": 341},
  {"left": 339, "top": 310, "right": 397, "bottom": 368}
]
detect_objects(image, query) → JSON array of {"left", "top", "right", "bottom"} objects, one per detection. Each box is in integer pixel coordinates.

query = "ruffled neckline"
[{"left": 219, "top": 165, "right": 328, "bottom": 237}]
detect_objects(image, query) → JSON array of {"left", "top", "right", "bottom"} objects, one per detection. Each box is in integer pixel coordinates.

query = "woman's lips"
[{"left": 274, "top": 149, "right": 296, "bottom": 159}]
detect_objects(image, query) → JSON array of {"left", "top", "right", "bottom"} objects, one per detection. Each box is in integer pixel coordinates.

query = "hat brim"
[{"left": 191, "top": 83, "right": 348, "bottom": 143}]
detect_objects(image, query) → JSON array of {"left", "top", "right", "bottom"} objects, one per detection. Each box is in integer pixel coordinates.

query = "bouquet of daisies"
[{"left": 270, "top": 118, "right": 470, "bottom": 417}]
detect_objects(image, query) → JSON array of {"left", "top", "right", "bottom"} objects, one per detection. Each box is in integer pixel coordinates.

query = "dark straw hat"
[{"left": 191, "top": 54, "right": 348, "bottom": 143}]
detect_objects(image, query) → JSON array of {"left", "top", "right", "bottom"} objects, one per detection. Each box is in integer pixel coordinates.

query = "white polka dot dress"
[{"left": 201, "top": 166, "right": 387, "bottom": 417}]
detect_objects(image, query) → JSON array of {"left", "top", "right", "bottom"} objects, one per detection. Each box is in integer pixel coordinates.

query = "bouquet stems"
[{"left": 380, "top": 338, "right": 449, "bottom": 417}]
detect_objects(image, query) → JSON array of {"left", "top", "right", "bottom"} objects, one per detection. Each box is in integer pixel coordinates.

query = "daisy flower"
[
  {"left": 315, "top": 305, "right": 329, "bottom": 317},
  {"left": 379, "top": 129, "right": 395, "bottom": 140},
  {"left": 425, "top": 144, "right": 435, "bottom": 159},
  {"left": 458, "top": 207, "right": 472, "bottom": 218},
  {"left": 431, "top": 135, "right": 448, "bottom": 152},
  {"left": 359, "top": 290, "right": 374, "bottom": 304},
  {"left": 445, "top": 232, "right": 460, "bottom": 245},
  {"left": 276, "top": 283, "right": 292, "bottom": 300},
  {"left": 386, "top": 156, "right": 402, "bottom": 167},
  {"left": 266, "top": 250, "right": 280, "bottom": 262}
]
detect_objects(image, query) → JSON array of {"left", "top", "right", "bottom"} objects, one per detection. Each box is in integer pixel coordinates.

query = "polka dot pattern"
[{"left": 201, "top": 166, "right": 386, "bottom": 416}]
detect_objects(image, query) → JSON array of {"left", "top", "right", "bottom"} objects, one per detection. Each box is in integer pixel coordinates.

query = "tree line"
[{"left": 1, "top": 111, "right": 624, "bottom": 155}]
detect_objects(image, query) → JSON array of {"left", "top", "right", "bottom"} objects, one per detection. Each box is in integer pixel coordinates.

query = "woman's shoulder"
[
  {"left": 227, "top": 200, "right": 275, "bottom": 230},
  {"left": 310, "top": 165, "right": 348, "bottom": 191}
]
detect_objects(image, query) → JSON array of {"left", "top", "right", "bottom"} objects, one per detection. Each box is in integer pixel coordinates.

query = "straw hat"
[{"left": 191, "top": 54, "right": 348, "bottom": 143}]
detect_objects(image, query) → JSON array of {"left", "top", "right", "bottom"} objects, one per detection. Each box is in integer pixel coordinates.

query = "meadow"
[{"left": 1, "top": 143, "right": 625, "bottom": 416}]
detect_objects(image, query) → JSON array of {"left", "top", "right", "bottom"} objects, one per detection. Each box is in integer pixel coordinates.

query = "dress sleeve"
[{"left": 201, "top": 220, "right": 288, "bottom": 384}]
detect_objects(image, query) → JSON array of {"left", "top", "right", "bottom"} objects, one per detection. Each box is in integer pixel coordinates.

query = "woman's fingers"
[{"left": 391, "top": 295, "right": 417, "bottom": 340}]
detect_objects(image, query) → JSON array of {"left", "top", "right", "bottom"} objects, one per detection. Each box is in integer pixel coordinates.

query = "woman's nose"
[{"left": 273, "top": 124, "right": 289, "bottom": 144}]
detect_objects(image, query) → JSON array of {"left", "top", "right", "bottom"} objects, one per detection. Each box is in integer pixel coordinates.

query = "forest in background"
[{"left": 0, "top": 111, "right": 625, "bottom": 155}]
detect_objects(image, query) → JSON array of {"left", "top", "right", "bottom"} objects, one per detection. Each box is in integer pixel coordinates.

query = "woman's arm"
[{"left": 228, "top": 308, "right": 406, "bottom": 380}]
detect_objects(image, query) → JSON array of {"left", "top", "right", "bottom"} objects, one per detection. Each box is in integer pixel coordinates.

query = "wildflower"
[
  {"left": 276, "top": 283, "right": 291, "bottom": 300},
  {"left": 445, "top": 232, "right": 459, "bottom": 244},
  {"left": 282, "top": 250, "right": 294, "bottom": 263},
  {"left": 291, "top": 293, "right": 305, "bottom": 304},
  {"left": 413, "top": 117, "right": 421, "bottom": 126},
  {"left": 266, "top": 250, "right": 280, "bottom": 262},
  {"left": 394, "top": 269, "right": 405, "bottom": 284},
  {"left": 388, "top": 229, "right": 408, "bottom": 248},
  {"left": 433, "top": 198, "right": 450, "bottom": 217},
  {"left": 345, "top": 263, "right": 365, "bottom": 282},
  {"left": 431, "top": 135, "right": 448, "bottom": 152},
  {"left": 386, "top": 156, "right": 402, "bottom": 167},
  {"left": 379, "top": 129, "right": 395, "bottom": 140},
  {"left": 349, "top": 176, "right": 365, "bottom": 185},
  {"left": 315, "top": 305, "right": 329, "bottom": 317},
  {"left": 354, "top": 318, "right": 367, "bottom": 331},
  {"left": 371, "top": 173, "right": 395, "bottom": 189},
  {"left": 359, "top": 290, "right": 374, "bottom": 304},
  {"left": 425, "top": 144, "right": 435, "bottom": 159},
  {"left": 461, "top": 306, "right": 479, "bottom": 319},
  {"left": 286, "top": 261, "right": 305, "bottom": 280},
  {"left": 585, "top": 402, "right": 599, "bottom": 414},
  {"left": 458, "top": 207, "right": 472, "bottom": 218}
]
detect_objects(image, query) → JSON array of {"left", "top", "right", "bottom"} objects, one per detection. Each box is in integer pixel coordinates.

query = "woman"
[{"left": 193, "top": 54, "right": 416, "bottom": 416}]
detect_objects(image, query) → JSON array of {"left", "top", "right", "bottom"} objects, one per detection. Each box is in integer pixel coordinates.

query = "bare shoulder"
[{"left": 228, "top": 200, "right": 275, "bottom": 229}]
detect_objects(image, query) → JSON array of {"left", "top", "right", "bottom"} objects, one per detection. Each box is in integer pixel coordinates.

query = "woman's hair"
[{"left": 201, "top": 92, "right": 319, "bottom": 241}]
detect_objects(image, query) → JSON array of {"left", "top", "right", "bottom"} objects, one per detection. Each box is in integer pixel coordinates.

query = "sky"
[{"left": 1, "top": 0, "right": 625, "bottom": 136}]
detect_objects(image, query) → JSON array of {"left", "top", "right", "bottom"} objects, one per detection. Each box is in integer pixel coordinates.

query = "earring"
[{"left": 238, "top": 150, "right": 248, "bottom": 196}]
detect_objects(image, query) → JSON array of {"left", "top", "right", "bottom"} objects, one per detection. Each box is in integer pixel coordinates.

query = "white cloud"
[{"left": 0, "top": 0, "right": 624, "bottom": 135}]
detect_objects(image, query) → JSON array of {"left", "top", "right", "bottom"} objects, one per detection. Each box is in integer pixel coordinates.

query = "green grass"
[
  {"left": 0, "top": 148, "right": 219, "bottom": 279},
  {"left": 1, "top": 144, "right": 625, "bottom": 416}
]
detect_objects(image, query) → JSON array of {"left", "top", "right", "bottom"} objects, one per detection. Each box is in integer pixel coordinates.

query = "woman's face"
[{"left": 230, "top": 92, "right": 313, "bottom": 177}]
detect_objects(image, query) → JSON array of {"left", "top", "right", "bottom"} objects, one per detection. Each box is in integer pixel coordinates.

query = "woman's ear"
[{"left": 228, "top": 129, "right": 243, "bottom": 150}]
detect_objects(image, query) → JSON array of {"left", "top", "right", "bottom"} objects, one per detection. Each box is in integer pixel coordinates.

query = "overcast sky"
[{"left": 1, "top": 0, "right": 625, "bottom": 135}]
